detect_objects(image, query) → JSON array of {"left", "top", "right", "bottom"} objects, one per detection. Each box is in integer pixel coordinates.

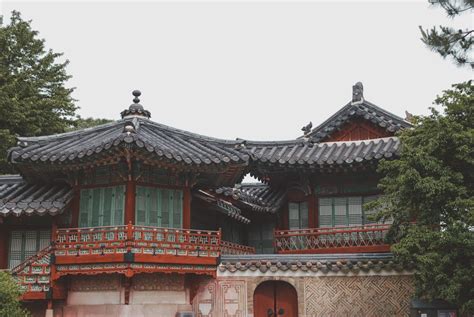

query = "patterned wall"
[
  {"left": 303, "top": 275, "right": 414, "bottom": 317},
  {"left": 193, "top": 274, "right": 414, "bottom": 317},
  {"left": 192, "top": 278, "right": 247, "bottom": 317}
]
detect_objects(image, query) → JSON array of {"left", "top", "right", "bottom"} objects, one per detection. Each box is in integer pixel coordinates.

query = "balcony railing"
[
  {"left": 54, "top": 224, "right": 222, "bottom": 269},
  {"left": 9, "top": 224, "right": 255, "bottom": 300},
  {"left": 274, "top": 224, "right": 391, "bottom": 254},
  {"left": 10, "top": 245, "right": 54, "bottom": 300},
  {"left": 220, "top": 240, "right": 256, "bottom": 255}
]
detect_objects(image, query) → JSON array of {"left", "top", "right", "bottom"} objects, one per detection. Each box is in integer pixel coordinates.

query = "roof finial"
[
  {"left": 352, "top": 82, "right": 364, "bottom": 104},
  {"left": 120, "top": 89, "right": 151, "bottom": 119},
  {"left": 301, "top": 121, "right": 312, "bottom": 136},
  {"left": 132, "top": 90, "right": 141, "bottom": 104}
]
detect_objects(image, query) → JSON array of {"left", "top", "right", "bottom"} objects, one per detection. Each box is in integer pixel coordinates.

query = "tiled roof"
[
  {"left": 304, "top": 100, "right": 411, "bottom": 142},
  {"left": 215, "top": 183, "right": 286, "bottom": 213},
  {"left": 194, "top": 189, "right": 251, "bottom": 224},
  {"left": 245, "top": 137, "right": 400, "bottom": 167},
  {"left": 219, "top": 253, "right": 414, "bottom": 274},
  {"left": 8, "top": 117, "right": 249, "bottom": 167},
  {"left": 0, "top": 175, "right": 73, "bottom": 217}
]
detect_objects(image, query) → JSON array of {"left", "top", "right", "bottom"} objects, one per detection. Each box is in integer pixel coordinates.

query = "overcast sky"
[{"left": 1, "top": 1, "right": 472, "bottom": 142}]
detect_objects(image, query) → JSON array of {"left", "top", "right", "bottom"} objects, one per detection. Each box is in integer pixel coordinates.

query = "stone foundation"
[{"left": 42, "top": 271, "right": 413, "bottom": 317}]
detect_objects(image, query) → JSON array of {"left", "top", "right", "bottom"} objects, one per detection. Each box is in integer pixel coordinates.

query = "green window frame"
[
  {"left": 8, "top": 230, "right": 51, "bottom": 269},
  {"left": 135, "top": 186, "right": 183, "bottom": 228},
  {"left": 318, "top": 195, "right": 379, "bottom": 227},
  {"left": 79, "top": 185, "right": 125, "bottom": 227},
  {"left": 289, "top": 201, "right": 309, "bottom": 229}
]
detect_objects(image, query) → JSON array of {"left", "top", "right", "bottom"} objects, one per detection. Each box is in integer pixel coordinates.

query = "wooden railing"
[
  {"left": 274, "top": 224, "right": 391, "bottom": 254},
  {"left": 54, "top": 224, "right": 222, "bottom": 260},
  {"left": 220, "top": 240, "right": 256, "bottom": 255},
  {"left": 10, "top": 245, "right": 53, "bottom": 300}
]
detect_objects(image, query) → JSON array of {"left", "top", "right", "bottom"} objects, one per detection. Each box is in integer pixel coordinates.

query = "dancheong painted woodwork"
[{"left": 0, "top": 83, "right": 421, "bottom": 316}]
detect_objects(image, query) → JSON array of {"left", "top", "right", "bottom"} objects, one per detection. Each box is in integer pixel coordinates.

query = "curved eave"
[
  {"left": 246, "top": 137, "right": 400, "bottom": 168},
  {"left": 8, "top": 117, "right": 250, "bottom": 169}
]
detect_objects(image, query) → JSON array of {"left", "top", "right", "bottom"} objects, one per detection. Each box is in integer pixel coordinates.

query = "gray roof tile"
[
  {"left": 0, "top": 176, "right": 73, "bottom": 217},
  {"left": 245, "top": 137, "right": 400, "bottom": 167},
  {"left": 304, "top": 100, "right": 411, "bottom": 142},
  {"left": 9, "top": 117, "right": 249, "bottom": 167}
]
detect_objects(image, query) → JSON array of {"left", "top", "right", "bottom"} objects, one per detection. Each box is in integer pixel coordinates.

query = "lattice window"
[
  {"left": 79, "top": 185, "right": 125, "bottom": 227},
  {"left": 135, "top": 186, "right": 183, "bottom": 228},
  {"left": 289, "top": 201, "right": 309, "bottom": 230},
  {"left": 8, "top": 230, "right": 51, "bottom": 269},
  {"left": 318, "top": 195, "right": 381, "bottom": 227}
]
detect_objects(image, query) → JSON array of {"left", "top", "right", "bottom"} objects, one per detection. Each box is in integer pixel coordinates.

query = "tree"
[
  {"left": 66, "top": 116, "right": 113, "bottom": 131},
  {"left": 0, "top": 10, "right": 77, "bottom": 174},
  {"left": 0, "top": 271, "right": 29, "bottom": 317},
  {"left": 373, "top": 81, "right": 474, "bottom": 313},
  {"left": 420, "top": 0, "right": 473, "bottom": 68}
]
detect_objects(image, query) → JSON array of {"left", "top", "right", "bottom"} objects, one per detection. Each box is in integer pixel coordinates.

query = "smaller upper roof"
[{"left": 303, "top": 82, "right": 412, "bottom": 142}]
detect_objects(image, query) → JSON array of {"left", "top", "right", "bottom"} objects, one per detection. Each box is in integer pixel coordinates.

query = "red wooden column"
[
  {"left": 125, "top": 180, "right": 136, "bottom": 225},
  {"left": 182, "top": 187, "right": 191, "bottom": 229},
  {"left": 0, "top": 223, "right": 9, "bottom": 269}
]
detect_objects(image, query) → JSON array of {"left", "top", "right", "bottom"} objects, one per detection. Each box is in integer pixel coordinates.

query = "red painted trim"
[
  {"left": 21, "top": 292, "right": 47, "bottom": 300},
  {"left": 55, "top": 254, "right": 125, "bottom": 264},
  {"left": 125, "top": 180, "right": 136, "bottom": 225},
  {"left": 52, "top": 287, "right": 67, "bottom": 300},
  {"left": 55, "top": 253, "right": 218, "bottom": 266},
  {"left": 134, "top": 254, "right": 218, "bottom": 266},
  {"left": 325, "top": 118, "right": 392, "bottom": 142},
  {"left": 183, "top": 187, "right": 191, "bottom": 229}
]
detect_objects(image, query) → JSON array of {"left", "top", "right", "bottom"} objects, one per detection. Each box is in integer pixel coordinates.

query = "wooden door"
[{"left": 254, "top": 281, "right": 298, "bottom": 317}]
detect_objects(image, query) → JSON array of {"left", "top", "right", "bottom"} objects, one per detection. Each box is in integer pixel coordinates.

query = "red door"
[{"left": 254, "top": 281, "right": 298, "bottom": 317}]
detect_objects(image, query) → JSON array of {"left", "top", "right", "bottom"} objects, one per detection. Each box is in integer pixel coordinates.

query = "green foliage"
[
  {"left": 0, "top": 11, "right": 77, "bottom": 173},
  {"left": 67, "top": 116, "right": 113, "bottom": 131},
  {"left": 0, "top": 271, "right": 29, "bottom": 317},
  {"left": 374, "top": 81, "right": 474, "bottom": 313},
  {"left": 420, "top": 0, "right": 473, "bottom": 68}
]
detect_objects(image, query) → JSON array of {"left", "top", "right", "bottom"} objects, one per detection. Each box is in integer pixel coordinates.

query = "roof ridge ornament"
[
  {"left": 351, "top": 82, "right": 364, "bottom": 105},
  {"left": 120, "top": 90, "right": 152, "bottom": 119}
]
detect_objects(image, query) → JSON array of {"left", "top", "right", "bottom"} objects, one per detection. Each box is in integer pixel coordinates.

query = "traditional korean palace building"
[{"left": 0, "top": 83, "right": 417, "bottom": 317}]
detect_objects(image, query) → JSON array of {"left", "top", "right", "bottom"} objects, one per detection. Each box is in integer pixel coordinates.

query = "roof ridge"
[
  {"left": 16, "top": 120, "right": 122, "bottom": 143},
  {"left": 304, "top": 99, "right": 411, "bottom": 142}
]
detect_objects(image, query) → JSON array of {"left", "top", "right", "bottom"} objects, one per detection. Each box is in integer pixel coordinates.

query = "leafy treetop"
[{"left": 373, "top": 81, "right": 473, "bottom": 313}]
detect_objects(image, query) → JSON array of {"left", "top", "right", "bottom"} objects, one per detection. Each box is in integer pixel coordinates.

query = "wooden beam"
[{"left": 125, "top": 180, "right": 136, "bottom": 225}]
